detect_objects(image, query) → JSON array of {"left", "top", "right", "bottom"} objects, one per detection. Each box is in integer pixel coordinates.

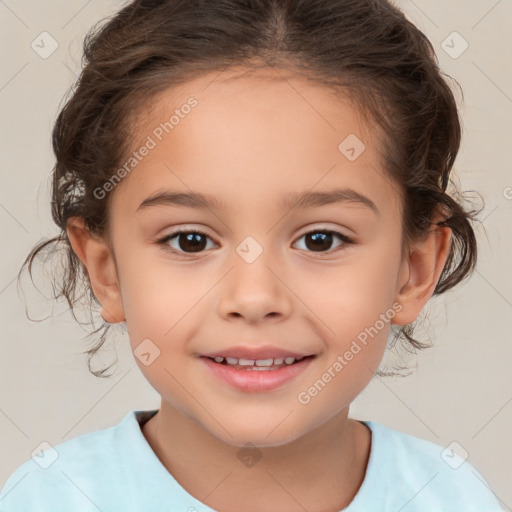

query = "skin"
[{"left": 67, "top": 66, "right": 451, "bottom": 512}]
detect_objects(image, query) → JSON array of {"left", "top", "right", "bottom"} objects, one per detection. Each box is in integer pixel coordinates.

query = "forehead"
[
  {"left": 112, "top": 66, "right": 400, "bottom": 217},
  {"left": 133, "top": 65, "right": 374, "bottom": 151}
]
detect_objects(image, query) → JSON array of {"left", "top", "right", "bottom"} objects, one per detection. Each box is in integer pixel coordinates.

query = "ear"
[
  {"left": 66, "top": 217, "right": 125, "bottom": 324},
  {"left": 392, "top": 220, "right": 452, "bottom": 326}
]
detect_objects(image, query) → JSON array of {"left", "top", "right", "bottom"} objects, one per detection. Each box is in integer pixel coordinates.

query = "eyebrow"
[
  {"left": 282, "top": 188, "right": 379, "bottom": 215},
  {"left": 136, "top": 187, "right": 379, "bottom": 215}
]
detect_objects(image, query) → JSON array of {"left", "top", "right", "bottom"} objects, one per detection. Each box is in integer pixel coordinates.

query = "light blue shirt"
[{"left": 0, "top": 409, "right": 504, "bottom": 511}]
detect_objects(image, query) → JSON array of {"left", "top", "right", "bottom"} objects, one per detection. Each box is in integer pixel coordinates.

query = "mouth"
[
  {"left": 200, "top": 354, "right": 317, "bottom": 392},
  {"left": 201, "top": 354, "right": 316, "bottom": 371}
]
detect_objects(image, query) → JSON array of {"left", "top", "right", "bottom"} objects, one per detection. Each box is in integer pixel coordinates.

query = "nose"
[{"left": 217, "top": 245, "right": 293, "bottom": 324}]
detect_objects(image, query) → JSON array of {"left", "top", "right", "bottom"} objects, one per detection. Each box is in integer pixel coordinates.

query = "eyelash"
[{"left": 156, "top": 228, "right": 354, "bottom": 258}]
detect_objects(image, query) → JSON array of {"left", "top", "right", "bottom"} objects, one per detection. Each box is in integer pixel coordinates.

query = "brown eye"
[
  {"left": 159, "top": 230, "right": 216, "bottom": 255},
  {"left": 175, "top": 232, "right": 208, "bottom": 252},
  {"left": 294, "top": 230, "right": 353, "bottom": 254}
]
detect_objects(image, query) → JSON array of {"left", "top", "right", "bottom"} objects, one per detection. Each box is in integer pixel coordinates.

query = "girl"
[{"left": 0, "top": 0, "right": 504, "bottom": 510}]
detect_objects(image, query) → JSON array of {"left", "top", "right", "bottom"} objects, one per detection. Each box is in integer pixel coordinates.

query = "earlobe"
[
  {"left": 66, "top": 217, "right": 125, "bottom": 324},
  {"left": 392, "top": 224, "right": 452, "bottom": 326}
]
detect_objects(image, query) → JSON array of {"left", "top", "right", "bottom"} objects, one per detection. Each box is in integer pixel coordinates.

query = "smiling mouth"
[
  {"left": 202, "top": 354, "right": 316, "bottom": 371},
  {"left": 200, "top": 354, "right": 317, "bottom": 392}
]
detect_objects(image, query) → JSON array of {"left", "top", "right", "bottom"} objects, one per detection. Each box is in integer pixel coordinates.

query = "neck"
[{"left": 141, "top": 401, "right": 371, "bottom": 512}]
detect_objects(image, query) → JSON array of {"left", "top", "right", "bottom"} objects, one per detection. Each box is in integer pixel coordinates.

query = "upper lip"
[{"left": 201, "top": 346, "right": 315, "bottom": 360}]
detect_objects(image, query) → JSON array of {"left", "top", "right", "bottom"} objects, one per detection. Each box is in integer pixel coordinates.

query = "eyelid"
[
  {"left": 157, "top": 224, "right": 217, "bottom": 241},
  {"left": 156, "top": 226, "right": 217, "bottom": 246},
  {"left": 295, "top": 223, "right": 353, "bottom": 238}
]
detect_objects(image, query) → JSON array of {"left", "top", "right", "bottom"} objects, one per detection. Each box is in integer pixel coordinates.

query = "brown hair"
[{"left": 18, "top": 0, "right": 482, "bottom": 377}]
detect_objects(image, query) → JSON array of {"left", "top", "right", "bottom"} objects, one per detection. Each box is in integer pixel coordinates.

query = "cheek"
[
  {"left": 301, "top": 249, "right": 400, "bottom": 334},
  {"left": 294, "top": 243, "right": 401, "bottom": 389},
  {"left": 115, "top": 247, "right": 203, "bottom": 346}
]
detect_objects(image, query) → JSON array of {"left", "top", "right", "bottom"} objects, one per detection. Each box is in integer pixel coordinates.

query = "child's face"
[{"left": 106, "top": 67, "right": 408, "bottom": 446}]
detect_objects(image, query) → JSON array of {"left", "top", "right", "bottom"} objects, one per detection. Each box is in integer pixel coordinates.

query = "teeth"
[
  {"left": 255, "top": 358, "right": 274, "bottom": 366},
  {"left": 239, "top": 358, "right": 257, "bottom": 366},
  {"left": 211, "top": 356, "right": 305, "bottom": 367}
]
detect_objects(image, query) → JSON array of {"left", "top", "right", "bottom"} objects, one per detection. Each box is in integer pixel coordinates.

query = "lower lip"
[{"left": 200, "top": 356, "right": 316, "bottom": 392}]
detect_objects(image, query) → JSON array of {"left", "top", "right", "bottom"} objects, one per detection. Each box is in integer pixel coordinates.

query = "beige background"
[{"left": 1, "top": 0, "right": 511, "bottom": 507}]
